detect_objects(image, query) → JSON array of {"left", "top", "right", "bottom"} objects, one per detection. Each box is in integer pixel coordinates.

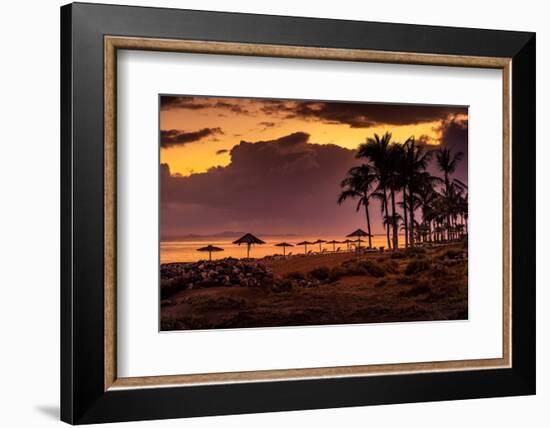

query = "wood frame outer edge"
[
  {"left": 103, "top": 35, "right": 512, "bottom": 391},
  {"left": 104, "top": 37, "right": 117, "bottom": 391}
]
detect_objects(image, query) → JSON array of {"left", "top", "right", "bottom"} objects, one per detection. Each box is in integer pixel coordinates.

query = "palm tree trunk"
[
  {"left": 364, "top": 199, "right": 372, "bottom": 249},
  {"left": 383, "top": 187, "right": 391, "bottom": 250},
  {"left": 402, "top": 189, "right": 409, "bottom": 248},
  {"left": 408, "top": 190, "right": 415, "bottom": 247},
  {"left": 390, "top": 188, "right": 398, "bottom": 250}
]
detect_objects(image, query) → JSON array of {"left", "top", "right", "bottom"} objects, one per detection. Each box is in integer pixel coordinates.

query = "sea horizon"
[{"left": 160, "top": 233, "right": 406, "bottom": 264}]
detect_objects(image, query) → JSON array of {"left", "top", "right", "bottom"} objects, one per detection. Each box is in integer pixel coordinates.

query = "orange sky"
[
  {"left": 160, "top": 96, "right": 464, "bottom": 176},
  {"left": 159, "top": 96, "right": 468, "bottom": 237}
]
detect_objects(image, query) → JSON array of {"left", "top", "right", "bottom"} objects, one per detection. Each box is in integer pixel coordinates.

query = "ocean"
[{"left": 160, "top": 234, "right": 402, "bottom": 264}]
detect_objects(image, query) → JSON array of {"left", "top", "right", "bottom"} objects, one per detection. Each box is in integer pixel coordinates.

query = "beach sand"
[{"left": 161, "top": 243, "right": 468, "bottom": 331}]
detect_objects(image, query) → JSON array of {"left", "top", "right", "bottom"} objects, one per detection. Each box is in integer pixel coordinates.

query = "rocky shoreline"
[
  {"left": 161, "top": 247, "right": 468, "bottom": 300},
  {"left": 161, "top": 258, "right": 275, "bottom": 298}
]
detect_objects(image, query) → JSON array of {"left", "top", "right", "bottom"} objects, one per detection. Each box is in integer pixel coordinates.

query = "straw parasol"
[
  {"left": 341, "top": 239, "right": 353, "bottom": 251},
  {"left": 296, "top": 240, "right": 313, "bottom": 254},
  {"left": 312, "top": 239, "right": 327, "bottom": 252},
  {"left": 196, "top": 244, "right": 224, "bottom": 261},
  {"left": 233, "top": 233, "right": 265, "bottom": 259},
  {"left": 346, "top": 229, "right": 371, "bottom": 249},
  {"left": 274, "top": 242, "right": 294, "bottom": 257},
  {"left": 326, "top": 239, "right": 340, "bottom": 252}
]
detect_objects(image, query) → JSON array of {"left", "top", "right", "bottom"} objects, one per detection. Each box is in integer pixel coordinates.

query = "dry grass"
[{"left": 161, "top": 243, "right": 468, "bottom": 331}]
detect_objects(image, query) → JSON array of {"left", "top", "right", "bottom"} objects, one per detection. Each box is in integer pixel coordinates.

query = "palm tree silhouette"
[
  {"left": 339, "top": 133, "right": 467, "bottom": 250},
  {"left": 338, "top": 164, "right": 376, "bottom": 248},
  {"left": 357, "top": 132, "right": 394, "bottom": 249},
  {"left": 386, "top": 142, "right": 404, "bottom": 249},
  {"left": 436, "top": 147, "right": 464, "bottom": 193},
  {"left": 403, "top": 138, "right": 439, "bottom": 247}
]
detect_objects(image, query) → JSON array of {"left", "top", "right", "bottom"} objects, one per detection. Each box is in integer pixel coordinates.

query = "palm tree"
[
  {"left": 338, "top": 164, "right": 377, "bottom": 248},
  {"left": 386, "top": 143, "right": 403, "bottom": 249},
  {"left": 435, "top": 147, "right": 465, "bottom": 241},
  {"left": 435, "top": 147, "right": 464, "bottom": 192},
  {"left": 403, "top": 138, "right": 436, "bottom": 247},
  {"left": 357, "top": 132, "right": 393, "bottom": 250},
  {"left": 416, "top": 178, "right": 439, "bottom": 242}
]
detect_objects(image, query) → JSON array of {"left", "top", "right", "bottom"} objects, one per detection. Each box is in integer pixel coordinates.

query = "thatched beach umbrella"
[
  {"left": 297, "top": 240, "right": 313, "bottom": 254},
  {"left": 274, "top": 242, "right": 294, "bottom": 257},
  {"left": 341, "top": 239, "right": 353, "bottom": 251},
  {"left": 346, "top": 229, "right": 371, "bottom": 249},
  {"left": 313, "top": 239, "right": 327, "bottom": 252},
  {"left": 233, "top": 233, "right": 265, "bottom": 259},
  {"left": 326, "top": 239, "right": 340, "bottom": 252},
  {"left": 196, "top": 244, "right": 224, "bottom": 261}
]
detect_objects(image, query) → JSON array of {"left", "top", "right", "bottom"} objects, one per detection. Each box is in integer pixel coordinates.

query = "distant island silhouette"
[{"left": 162, "top": 231, "right": 299, "bottom": 241}]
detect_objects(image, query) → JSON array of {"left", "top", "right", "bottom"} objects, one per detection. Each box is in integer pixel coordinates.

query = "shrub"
[
  {"left": 160, "top": 276, "right": 189, "bottom": 299},
  {"left": 382, "top": 260, "right": 399, "bottom": 274},
  {"left": 404, "top": 259, "right": 430, "bottom": 275},
  {"left": 398, "top": 275, "right": 418, "bottom": 285},
  {"left": 328, "top": 266, "right": 347, "bottom": 282},
  {"left": 374, "top": 278, "right": 387, "bottom": 288},
  {"left": 343, "top": 262, "right": 368, "bottom": 276},
  {"left": 390, "top": 251, "right": 407, "bottom": 260},
  {"left": 273, "top": 278, "right": 293, "bottom": 292},
  {"left": 285, "top": 271, "right": 306, "bottom": 281},
  {"left": 309, "top": 266, "right": 330, "bottom": 281},
  {"left": 400, "top": 282, "right": 431, "bottom": 297},
  {"left": 443, "top": 249, "right": 462, "bottom": 260},
  {"left": 185, "top": 295, "right": 247, "bottom": 310},
  {"left": 405, "top": 246, "right": 427, "bottom": 257},
  {"left": 362, "top": 261, "right": 386, "bottom": 277},
  {"left": 430, "top": 263, "right": 449, "bottom": 278}
]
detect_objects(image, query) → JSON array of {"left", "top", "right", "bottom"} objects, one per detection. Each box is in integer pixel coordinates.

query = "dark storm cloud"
[
  {"left": 261, "top": 100, "right": 468, "bottom": 129},
  {"left": 161, "top": 96, "right": 466, "bottom": 130},
  {"left": 160, "top": 96, "right": 204, "bottom": 110},
  {"left": 437, "top": 114, "right": 468, "bottom": 151},
  {"left": 160, "top": 132, "right": 364, "bottom": 236},
  {"left": 438, "top": 114, "right": 468, "bottom": 184},
  {"left": 160, "top": 96, "right": 249, "bottom": 114},
  {"left": 160, "top": 128, "right": 224, "bottom": 148},
  {"left": 421, "top": 114, "right": 468, "bottom": 185}
]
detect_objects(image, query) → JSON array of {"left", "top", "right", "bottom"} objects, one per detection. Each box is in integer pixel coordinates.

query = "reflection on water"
[{"left": 160, "top": 234, "right": 403, "bottom": 264}]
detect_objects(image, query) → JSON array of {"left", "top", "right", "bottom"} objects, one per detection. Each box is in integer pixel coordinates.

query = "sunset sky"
[{"left": 160, "top": 95, "right": 468, "bottom": 238}]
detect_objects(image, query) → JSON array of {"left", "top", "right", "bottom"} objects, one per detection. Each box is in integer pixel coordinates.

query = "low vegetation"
[{"left": 161, "top": 244, "right": 468, "bottom": 330}]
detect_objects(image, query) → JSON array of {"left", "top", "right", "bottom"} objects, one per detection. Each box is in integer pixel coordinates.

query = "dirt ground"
[{"left": 161, "top": 244, "right": 468, "bottom": 331}]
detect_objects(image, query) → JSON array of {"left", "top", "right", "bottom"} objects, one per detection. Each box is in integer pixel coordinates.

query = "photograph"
[{"left": 159, "top": 95, "right": 469, "bottom": 331}]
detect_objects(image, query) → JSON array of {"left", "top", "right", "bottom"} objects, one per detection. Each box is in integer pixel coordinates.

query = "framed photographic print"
[{"left": 61, "top": 2, "right": 536, "bottom": 424}]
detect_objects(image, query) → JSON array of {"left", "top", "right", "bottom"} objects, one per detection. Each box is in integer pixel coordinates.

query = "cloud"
[
  {"left": 160, "top": 96, "right": 250, "bottom": 114},
  {"left": 160, "top": 128, "right": 224, "bottom": 148},
  {"left": 160, "top": 132, "right": 367, "bottom": 236},
  {"left": 160, "top": 95, "right": 467, "bottom": 131},
  {"left": 421, "top": 114, "right": 468, "bottom": 185},
  {"left": 213, "top": 101, "right": 250, "bottom": 114},
  {"left": 216, "top": 149, "right": 229, "bottom": 155},
  {"left": 261, "top": 100, "right": 468, "bottom": 129},
  {"left": 436, "top": 114, "right": 468, "bottom": 148},
  {"left": 160, "top": 96, "right": 205, "bottom": 110}
]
